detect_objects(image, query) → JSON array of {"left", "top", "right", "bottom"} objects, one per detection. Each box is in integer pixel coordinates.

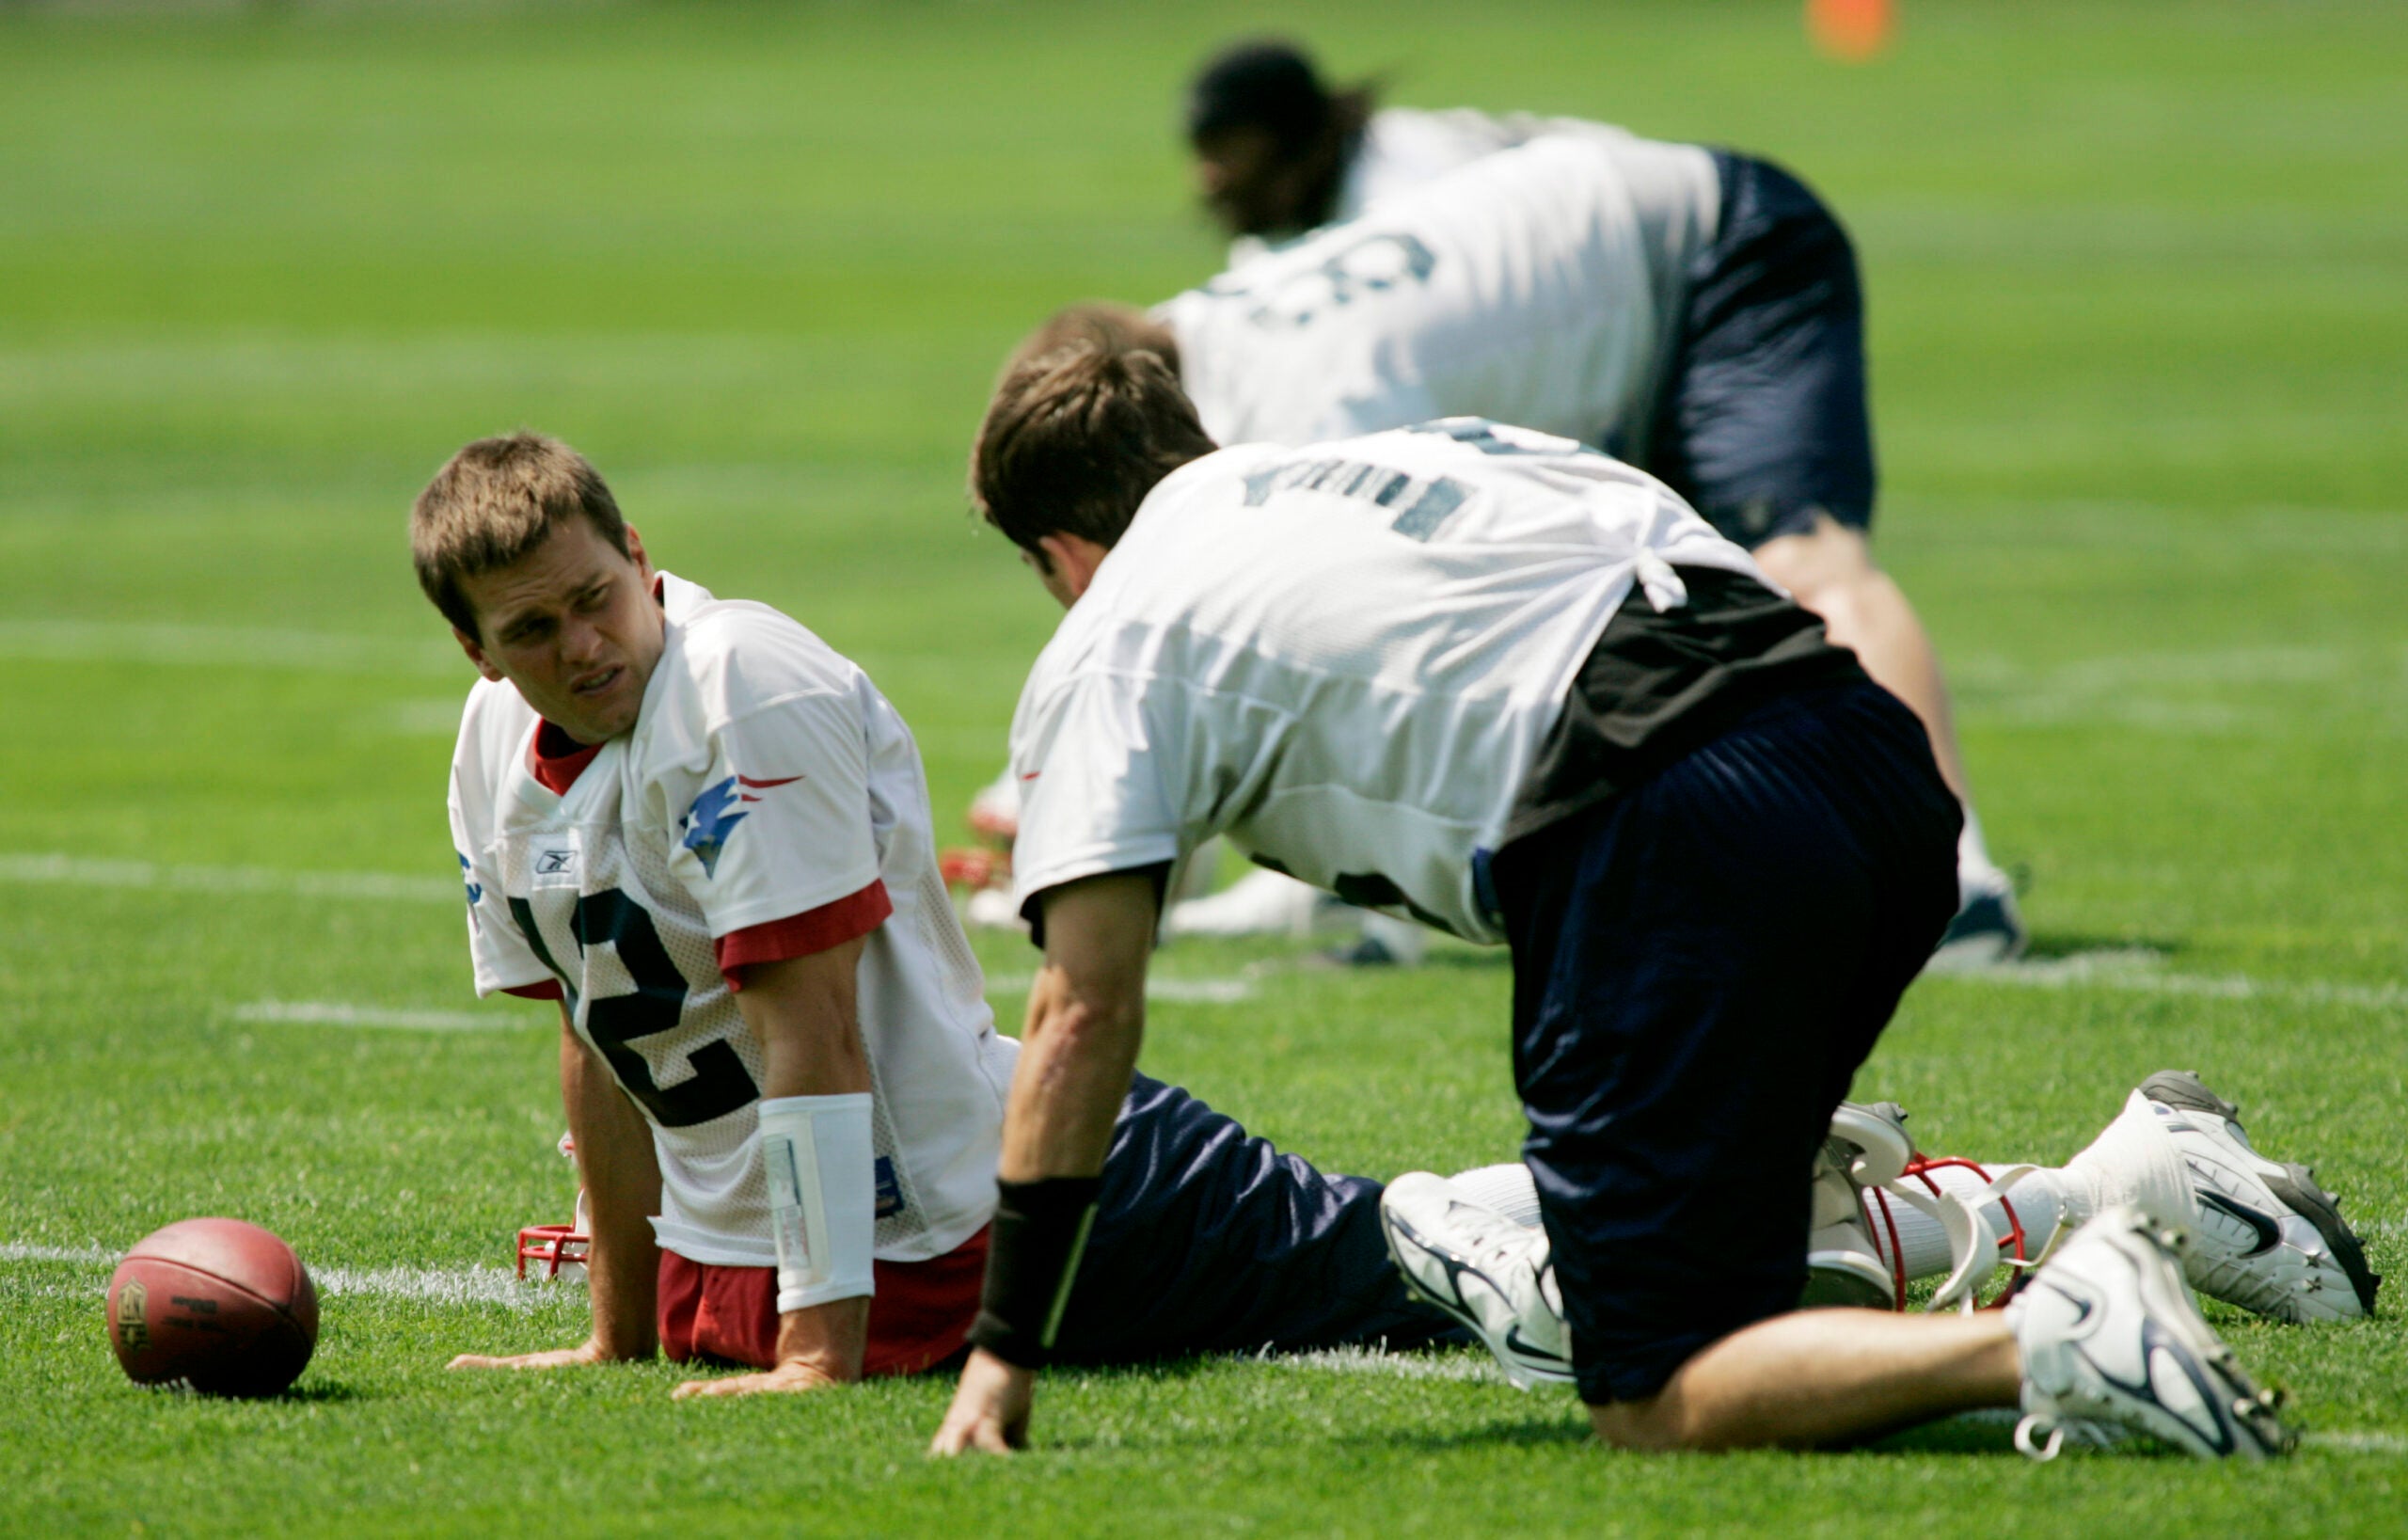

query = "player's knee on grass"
[{"left": 1585, "top": 1392, "right": 1696, "bottom": 1453}]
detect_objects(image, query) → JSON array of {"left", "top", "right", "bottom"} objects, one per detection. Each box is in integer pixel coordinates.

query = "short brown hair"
[
  {"left": 971, "top": 341, "right": 1218, "bottom": 559},
  {"left": 411, "top": 432, "right": 629, "bottom": 639},
  {"left": 1004, "top": 302, "right": 1181, "bottom": 381}
]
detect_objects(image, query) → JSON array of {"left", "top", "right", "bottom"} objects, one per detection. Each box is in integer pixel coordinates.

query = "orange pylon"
[{"left": 1807, "top": 0, "right": 1896, "bottom": 62}]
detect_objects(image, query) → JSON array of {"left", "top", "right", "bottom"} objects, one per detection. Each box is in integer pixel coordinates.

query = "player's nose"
[{"left": 558, "top": 612, "right": 604, "bottom": 664}]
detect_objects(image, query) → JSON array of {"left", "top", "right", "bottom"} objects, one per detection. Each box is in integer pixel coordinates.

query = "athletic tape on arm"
[{"left": 757, "top": 1093, "right": 877, "bottom": 1311}]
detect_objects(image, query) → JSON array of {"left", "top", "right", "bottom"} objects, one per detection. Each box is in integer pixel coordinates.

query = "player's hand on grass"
[
  {"left": 446, "top": 1338, "right": 624, "bottom": 1372},
  {"left": 928, "top": 1349, "right": 1034, "bottom": 1456},
  {"left": 670, "top": 1360, "right": 848, "bottom": 1400},
  {"left": 670, "top": 1298, "right": 866, "bottom": 1400}
]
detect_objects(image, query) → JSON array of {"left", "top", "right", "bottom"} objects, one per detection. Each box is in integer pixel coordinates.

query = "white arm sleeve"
[{"left": 757, "top": 1093, "right": 876, "bottom": 1311}]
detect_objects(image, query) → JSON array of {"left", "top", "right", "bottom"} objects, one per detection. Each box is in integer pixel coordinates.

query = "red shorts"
[{"left": 657, "top": 1226, "right": 989, "bottom": 1378}]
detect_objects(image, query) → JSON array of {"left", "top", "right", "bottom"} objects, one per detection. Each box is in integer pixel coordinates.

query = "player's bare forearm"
[
  {"left": 661, "top": 940, "right": 879, "bottom": 1399},
  {"left": 771, "top": 1293, "right": 870, "bottom": 1381},
  {"left": 450, "top": 1007, "right": 660, "bottom": 1373},
  {"left": 738, "top": 939, "right": 874, "bottom": 1101},
  {"left": 561, "top": 1008, "right": 663, "bottom": 1360},
  {"left": 1000, "top": 873, "right": 1157, "bottom": 1181},
  {"left": 931, "top": 875, "right": 1155, "bottom": 1455},
  {"left": 737, "top": 942, "right": 874, "bottom": 1387}
]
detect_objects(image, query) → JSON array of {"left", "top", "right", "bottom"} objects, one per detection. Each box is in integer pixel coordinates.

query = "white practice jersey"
[
  {"left": 1226, "top": 108, "right": 1537, "bottom": 269},
  {"left": 450, "top": 573, "right": 1015, "bottom": 1267},
  {"left": 1171, "top": 131, "right": 1720, "bottom": 458},
  {"left": 1006, "top": 421, "right": 1768, "bottom": 945},
  {"left": 1339, "top": 107, "right": 1546, "bottom": 223}
]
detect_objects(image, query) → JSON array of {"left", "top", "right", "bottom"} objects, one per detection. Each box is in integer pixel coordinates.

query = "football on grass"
[{"left": 106, "top": 1217, "right": 318, "bottom": 1397}]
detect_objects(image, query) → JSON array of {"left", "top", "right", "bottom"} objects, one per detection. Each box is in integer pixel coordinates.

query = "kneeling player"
[
  {"left": 418, "top": 434, "right": 1455, "bottom": 1395},
  {"left": 932, "top": 347, "right": 2297, "bottom": 1459}
]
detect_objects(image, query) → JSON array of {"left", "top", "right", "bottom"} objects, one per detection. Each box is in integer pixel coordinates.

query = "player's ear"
[
  {"left": 453, "top": 627, "right": 507, "bottom": 683},
  {"left": 1036, "top": 532, "right": 1105, "bottom": 604},
  {"left": 623, "top": 522, "right": 653, "bottom": 580}
]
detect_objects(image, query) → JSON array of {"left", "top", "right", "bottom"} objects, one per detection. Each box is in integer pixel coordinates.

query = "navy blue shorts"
[
  {"left": 1489, "top": 680, "right": 1957, "bottom": 1405},
  {"left": 1052, "top": 1073, "right": 1460, "bottom": 1363},
  {"left": 1643, "top": 153, "right": 1877, "bottom": 548}
]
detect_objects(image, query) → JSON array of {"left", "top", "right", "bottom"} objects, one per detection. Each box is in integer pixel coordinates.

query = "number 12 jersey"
[{"left": 449, "top": 573, "right": 1014, "bottom": 1270}]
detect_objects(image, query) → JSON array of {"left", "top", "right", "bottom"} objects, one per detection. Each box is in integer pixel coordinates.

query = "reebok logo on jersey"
[
  {"left": 678, "top": 773, "right": 803, "bottom": 879},
  {"left": 535, "top": 849, "right": 576, "bottom": 876}
]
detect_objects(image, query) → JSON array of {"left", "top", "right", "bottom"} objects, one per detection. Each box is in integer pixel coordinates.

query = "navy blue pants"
[
  {"left": 1490, "top": 681, "right": 1958, "bottom": 1405},
  {"left": 1645, "top": 153, "right": 1877, "bottom": 549},
  {"left": 1054, "top": 1074, "right": 1460, "bottom": 1363}
]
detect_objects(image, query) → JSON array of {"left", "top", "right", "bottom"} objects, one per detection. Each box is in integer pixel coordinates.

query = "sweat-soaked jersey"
[{"left": 449, "top": 572, "right": 1014, "bottom": 1268}]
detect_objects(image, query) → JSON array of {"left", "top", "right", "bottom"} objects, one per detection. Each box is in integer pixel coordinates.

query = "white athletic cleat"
[
  {"left": 2062, "top": 1072, "right": 2380, "bottom": 1325},
  {"left": 2136, "top": 1072, "right": 2378, "bottom": 1323},
  {"left": 2006, "top": 1205, "right": 2293, "bottom": 1461},
  {"left": 1163, "top": 866, "right": 1344, "bottom": 940},
  {"left": 1924, "top": 870, "right": 2027, "bottom": 973},
  {"left": 1378, "top": 1171, "right": 1574, "bottom": 1390}
]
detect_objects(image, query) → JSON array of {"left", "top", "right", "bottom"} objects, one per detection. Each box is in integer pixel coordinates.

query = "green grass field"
[{"left": 3, "top": 0, "right": 2403, "bottom": 1532}]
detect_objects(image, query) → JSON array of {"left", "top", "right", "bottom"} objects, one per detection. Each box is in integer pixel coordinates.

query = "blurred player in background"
[
  {"left": 931, "top": 346, "right": 2301, "bottom": 1460},
  {"left": 1137, "top": 40, "right": 2021, "bottom": 966},
  {"left": 1186, "top": 37, "right": 1552, "bottom": 262}
]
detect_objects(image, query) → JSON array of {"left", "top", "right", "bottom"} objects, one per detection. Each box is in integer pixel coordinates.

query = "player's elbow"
[{"left": 1027, "top": 988, "right": 1145, "bottom": 1069}]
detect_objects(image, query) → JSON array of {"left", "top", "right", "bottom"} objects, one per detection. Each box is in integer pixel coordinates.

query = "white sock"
[
  {"left": 1446, "top": 1162, "right": 1543, "bottom": 1228},
  {"left": 1957, "top": 806, "right": 2007, "bottom": 895},
  {"left": 1449, "top": 1155, "right": 2079, "bottom": 1283},
  {"left": 1866, "top": 1162, "right": 2075, "bottom": 1280}
]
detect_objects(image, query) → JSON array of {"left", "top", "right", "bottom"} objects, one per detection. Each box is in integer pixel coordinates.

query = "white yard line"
[
  {"left": 309, "top": 1263, "right": 563, "bottom": 1308},
  {"left": 384, "top": 699, "right": 475, "bottom": 737},
  {"left": 2302, "top": 1431, "right": 2408, "bottom": 1456},
  {"left": 10, "top": 844, "right": 2392, "bottom": 1022},
  {"left": 1263, "top": 1345, "right": 1511, "bottom": 1384},
  {"left": 0, "top": 851, "right": 458, "bottom": 904},
  {"left": 0, "top": 619, "right": 459, "bottom": 675},
  {"left": 230, "top": 1000, "right": 526, "bottom": 1033},
  {"left": 1938, "top": 949, "right": 2408, "bottom": 1013},
  {"left": 0, "top": 1244, "right": 116, "bottom": 1266},
  {"left": 1940, "top": 643, "right": 2408, "bottom": 737},
  {"left": 2, "top": 1243, "right": 563, "bottom": 1310}
]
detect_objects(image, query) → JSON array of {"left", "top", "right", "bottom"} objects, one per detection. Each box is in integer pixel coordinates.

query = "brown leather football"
[{"left": 106, "top": 1217, "right": 318, "bottom": 1397}]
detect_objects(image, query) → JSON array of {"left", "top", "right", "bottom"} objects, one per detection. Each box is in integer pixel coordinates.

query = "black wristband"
[{"left": 965, "top": 1175, "right": 1103, "bottom": 1370}]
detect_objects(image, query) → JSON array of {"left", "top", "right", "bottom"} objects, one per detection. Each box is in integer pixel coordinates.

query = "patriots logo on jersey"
[
  {"left": 458, "top": 852, "right": 482, "bottom": 906},
  {"left": 678, "top": 773, "right": 803, "bottom": 878}
]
